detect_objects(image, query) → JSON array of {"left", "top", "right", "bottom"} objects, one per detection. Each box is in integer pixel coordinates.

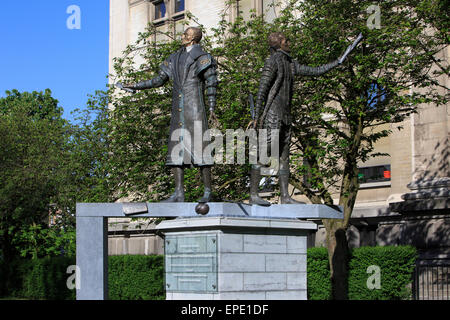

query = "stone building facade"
[{"left": 108, "top": 0, "right": 449, "bottom": 262}]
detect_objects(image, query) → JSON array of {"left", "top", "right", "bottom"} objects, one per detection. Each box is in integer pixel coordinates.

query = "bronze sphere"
[{"left": 195, "top": 202, "right": 210, "bottom": 215}]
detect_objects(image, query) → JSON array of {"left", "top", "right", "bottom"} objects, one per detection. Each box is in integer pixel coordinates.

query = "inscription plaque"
[{"left": 165, "top": 233, "right": 218, "bottom": 293}]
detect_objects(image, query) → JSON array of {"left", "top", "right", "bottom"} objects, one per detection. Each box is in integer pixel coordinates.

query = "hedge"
[
  {"left": 2, "top": 256, "right": 76, "bottom": 300},
  {"left": 307, "top": 246, "right": 417, "bottom": 300},
  {"left": 307, "top": 247, "right": 332, "bottom": 300},
  {"left": 1, "top": 255, "right": 164, "bottom": 300},
  {"left": 348, "top": 246, "right": 417, "bottom": 300},
  {"left": 108, "top": 255, "right": 164, "bottom": 300},
  {"left": 2, "top": 246, "right": 416, "bottom": 300}
]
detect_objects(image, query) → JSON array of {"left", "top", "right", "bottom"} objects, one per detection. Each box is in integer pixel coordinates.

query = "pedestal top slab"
[
  {"left": 76, "top": 202, "right": 343, "bottom": 220},
  {"left": 155, "top": 216, "right": 318, "bottom": 231}
]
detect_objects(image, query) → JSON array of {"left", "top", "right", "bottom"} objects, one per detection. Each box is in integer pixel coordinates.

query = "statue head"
[
  {"left": 182, "top": 27, "right": 203, "bottom": 46},
  {"left": 268, "top": 32, "right": 290, "bottom": 53}
]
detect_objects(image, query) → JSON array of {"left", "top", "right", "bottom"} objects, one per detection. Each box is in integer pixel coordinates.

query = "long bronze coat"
[
  {"left": 255, "top": 49, "right": 339, "bottom": 128},
  {"left": 133, "top": 44, "right": 218, "bottom": 166},
  {"left": 254, "top": 49, "right": 339, "bottom": 172}
]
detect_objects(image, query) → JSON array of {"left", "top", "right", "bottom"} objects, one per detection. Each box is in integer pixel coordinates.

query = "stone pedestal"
[
  {"left": 76, "top": 203, "right": 342, "bottom": 300},
  {"left": 156, "top": 217, "right": 317, "bottom": 300}
]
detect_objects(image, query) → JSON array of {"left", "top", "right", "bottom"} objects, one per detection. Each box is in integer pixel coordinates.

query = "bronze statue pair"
[{"left": 119, "top": 27, "right": 362, "bottom": 206}]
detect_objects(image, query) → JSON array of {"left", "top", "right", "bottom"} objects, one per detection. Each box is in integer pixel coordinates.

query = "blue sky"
[{"left": 0, "top": 1, "right": 109, "bottom": 122}]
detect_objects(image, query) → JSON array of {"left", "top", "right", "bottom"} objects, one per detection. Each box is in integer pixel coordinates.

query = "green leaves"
[
  {"left": 108, "top": 255, "right": 165, "bottom": 300},
  {"left": 13, "top": 224, "right": 75, "bottom": 259},
  {"left": 0, "top": 89, "right": 109, "bottom": 263},
  {"left": 307, "top": 246, "right": 417, "bottom": 300},
  {"left": 0, "top": 89, "right": 70, "bottom": 261},
  {"left": 348, "top": 246, "right": 417, "bottom": 300}
]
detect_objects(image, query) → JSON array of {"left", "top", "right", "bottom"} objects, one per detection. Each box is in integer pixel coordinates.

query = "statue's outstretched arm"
[
  {"left": 293, "top": 59, "right": 339, "bottom": 77},
  {"left": 294, "top": 33, "right": 363, "bottom": 77},
  {"left": 124, "top": 69, "right": 170, "bottom": 91}
]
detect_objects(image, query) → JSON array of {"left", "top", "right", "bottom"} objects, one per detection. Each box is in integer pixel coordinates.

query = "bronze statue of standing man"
[
  {"left": 249, "top": 32, "right": 362, "bottom": 206},
  {"left": 120, "top": 27, "right": 218, "bottom": 203}
]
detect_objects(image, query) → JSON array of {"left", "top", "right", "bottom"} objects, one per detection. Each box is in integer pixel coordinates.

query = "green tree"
[
  {"left": 0, "top": 89, "right": 69, "bottom": 289},
  {"left": 56, "top": 91, "right": 114, "bottom": 227},
  {"left": 277, "top": 0, "right": 448, "bottom": 299},
  {"left": 0, "top": 89, "right": 112, "bottom": 296},
  {"left": 13, "top": 223, "right": 76, "bottom": 259}
]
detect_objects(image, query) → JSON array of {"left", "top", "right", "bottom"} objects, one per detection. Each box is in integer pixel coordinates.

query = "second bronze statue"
[{"left": 249, "top": 32, "right": 362, "bottom": 206}]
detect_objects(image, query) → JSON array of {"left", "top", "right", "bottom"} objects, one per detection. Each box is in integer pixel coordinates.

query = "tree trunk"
[
  {"left": 322, "top": 155, "right": 359, "bottom": 300},
  {"left": 0, "top": 228, "right": 14, "bottom": 296},
  {"left": 323, "top": 220, "right": 349, "bottom": 300}
]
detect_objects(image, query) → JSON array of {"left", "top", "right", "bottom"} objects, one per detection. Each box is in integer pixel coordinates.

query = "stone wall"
[{"left": 108, "top": 234, "right": 164, "bottom": 255}]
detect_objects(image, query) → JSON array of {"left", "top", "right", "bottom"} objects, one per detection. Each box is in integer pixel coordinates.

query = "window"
[
  {"left": 367, "top": 82, "right": 386, "bottom": 109},
  {"left": 358, "top": 165, "right": 391, "bottom": 184},
  {"left": 359, "top": 226, "right": 377, "bottom": 247},
  {"left": 150, "top": 0, "right": 186, "bottom": 41},
  {"left": 155, "top": 25, "right": 169, "bottom": 43},
  {"left": 154, "top": 1, "right": 166, "bottom": 20},
  {"left": 237, "top": 0, "right": 253, "bottom": 20},
  {"left": 174, "top": 0, "right": 185, "bottom": 13},
  {"left": 175, "top": 19, "right": 185, "bottom": 38},
  {"left": 263, "top": 0, "right": 277, "bottom": 22}
]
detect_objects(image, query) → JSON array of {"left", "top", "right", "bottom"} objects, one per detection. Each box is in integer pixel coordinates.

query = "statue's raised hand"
[
  {"left": 338, "top": 33, "right": 363, "bottom": 64},
  {"left": 116, "top": 82, "right": 136, "bottom": 94}
]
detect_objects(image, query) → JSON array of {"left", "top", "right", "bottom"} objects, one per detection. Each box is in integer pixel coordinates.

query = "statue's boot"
[
  {"left": 162, "top": 167, "right": 185, "bottom": 202},
  {"left": 198, "top": 167, "right": 213, "bottom": 203},
  {"left": 249, "top": 166, "right": 271, "bottom": 206},
  {"left": 279, "top": 172, "right": 305, "bottom": 204}
]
